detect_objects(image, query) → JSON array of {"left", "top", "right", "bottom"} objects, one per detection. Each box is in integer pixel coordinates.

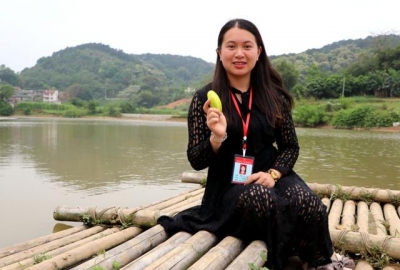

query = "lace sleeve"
[
  {"left": 272, "top": 99, "right": 299, "bottom": 175},
  {"left": 186, "top": 90, "right": 215, "bottom": 170}
]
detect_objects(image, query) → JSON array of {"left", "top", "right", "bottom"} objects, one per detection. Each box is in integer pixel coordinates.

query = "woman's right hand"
[{"left": 203, "top": 99, "right": 227, "bottom": 138}]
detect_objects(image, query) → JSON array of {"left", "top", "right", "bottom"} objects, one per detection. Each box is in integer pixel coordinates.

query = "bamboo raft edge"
[{"left": 2, "top": 172, "right": 400, "bottom": 269}]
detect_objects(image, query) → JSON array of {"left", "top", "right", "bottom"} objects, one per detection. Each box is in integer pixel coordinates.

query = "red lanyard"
[{"left": 230, "top": 88, "right": 253, "bottom": 157}]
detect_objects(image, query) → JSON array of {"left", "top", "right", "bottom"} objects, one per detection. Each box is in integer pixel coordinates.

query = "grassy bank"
[{"left": 8, "top": 96, "right": 400, "bottom": 129}]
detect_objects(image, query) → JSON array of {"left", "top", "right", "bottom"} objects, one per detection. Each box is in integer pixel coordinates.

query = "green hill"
[
  {"left": 11, "top": 34, "right": 400, "bottom": 103},
  {"left": 270, "top": 34, "right": 400, "bottom": 78},
  {"left": 19, "top": 43, "right": 214, "bottom": 102}
]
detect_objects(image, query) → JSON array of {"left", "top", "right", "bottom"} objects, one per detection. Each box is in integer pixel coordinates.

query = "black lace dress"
[{"left": 157, "top": 84, "right": 333, "bottom": 269}]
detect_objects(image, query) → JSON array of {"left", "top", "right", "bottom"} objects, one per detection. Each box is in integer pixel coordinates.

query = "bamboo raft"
[{"left": 1, "top": 172, "right": 400, "bottom": 270}]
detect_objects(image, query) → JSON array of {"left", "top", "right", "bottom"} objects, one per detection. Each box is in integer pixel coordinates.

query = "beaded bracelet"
[{"left": 211, "top": 132, "right": 228, "bottom": 143}]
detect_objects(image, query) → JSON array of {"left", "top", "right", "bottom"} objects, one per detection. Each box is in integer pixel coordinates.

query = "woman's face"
[{"left": 218, "top": 27, "right": 261, "bottom": 83}]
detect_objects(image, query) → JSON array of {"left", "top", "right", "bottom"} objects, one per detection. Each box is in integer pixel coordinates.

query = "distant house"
[
  {"left": 42, "top": 90, "right": 59, "bottom": 103},
  {"left": 9, "top": 89, "right": 60, "bottom": 104}
]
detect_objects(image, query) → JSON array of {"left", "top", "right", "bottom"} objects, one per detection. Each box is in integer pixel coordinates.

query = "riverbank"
[{"left": 5, "top": 114, "right": 400, "bottom": 132}]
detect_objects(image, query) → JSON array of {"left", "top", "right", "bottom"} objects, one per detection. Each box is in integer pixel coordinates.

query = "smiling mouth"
[{"left": 233, "top": 62, "right": 246, "bottom": 67}]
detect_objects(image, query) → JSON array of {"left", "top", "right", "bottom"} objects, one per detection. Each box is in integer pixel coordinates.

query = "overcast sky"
[{"left": 1, "top": 0, "right": 399, "bottom": 72}]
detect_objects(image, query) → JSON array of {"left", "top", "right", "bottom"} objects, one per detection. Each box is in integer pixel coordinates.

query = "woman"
[{"left": 158, "top": 19, "right": 334, "bottom": 269}]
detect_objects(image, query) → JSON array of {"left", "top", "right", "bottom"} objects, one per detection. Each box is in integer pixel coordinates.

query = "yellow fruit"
[{"left": 207, "top": 90, "right": 222, "bottom": 111}]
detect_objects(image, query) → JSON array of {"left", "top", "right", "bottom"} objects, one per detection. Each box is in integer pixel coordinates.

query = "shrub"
[
  {"left": 105, "top": 104, "right": 121, "bottom": 117},
  {"left": 63, "top": 109, "right": 86, "bottom": 118},
  {"left": 292, "top": 104, "right": 328, "bottom": 127},
  {"left": 0, "top": 101, "right": 13, "bottom": 116},
  {"left": 23, "top": 108, "right": 32, "bottom": 115},
  {"left": 330, "top": 105, "right": 399, "bottom": 128},
  {"left": 119, "top": 101, "right": 135, "bottom": 113}
]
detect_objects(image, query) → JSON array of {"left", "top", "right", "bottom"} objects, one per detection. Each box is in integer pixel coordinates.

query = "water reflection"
[{"left": 295, "top": 128, "right": 400, "bottom": 189}]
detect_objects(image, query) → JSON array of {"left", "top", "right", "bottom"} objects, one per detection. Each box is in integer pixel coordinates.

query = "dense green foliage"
[
  {"left": 0, "top": 100, "right": 13, "bottom": 116},
  {"left": 293, "top": 97, "right": 400, "bottom": 128},
  {"left": 17, "top": 43, "right": 213, "bottom": 103},
  {"left": 0, "top": 83, "right": 15, "bottom": 101},
  {"left": 271, "top": 34, "right": 400, "bottom": 99},
  {"left": 0, "top": 65, "right": 19, "bottom": 86}
]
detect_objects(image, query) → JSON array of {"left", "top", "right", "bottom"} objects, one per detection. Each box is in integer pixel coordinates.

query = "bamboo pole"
[
  {"left": 357, "top": 201, "right": 369, "bottom": 233},
  {"left": 187, "top": 236, "right": 244, "bottom": 270},
  {"left": 305, "top": 183, "right": 400, "bottom": 203},
  {"left": 370, "top": 202, "right": 387, "bottom": 236},
  {"left": 144, "top": 230, "right": 218, "bottom": 270},
  {"left": 341, "top": 200, "right": 356, "bottom": 230},
  {"left": 181, "top": 172, "right": 400, "bottom": 203},
  {"left": 354, "top": 260, "right": 374, "bottom": 270},
  {"left": 145, "top": 188, "right": 204, "bottom": 212},
  {"left": 72, "top": 225, "right": 168, "bottom": 270},
  {"left": 0, "top": 225, "right": 87, "bottom": 259},
  {"left": 27, "top": 227, "right": 142, "bottom": 270},
  {"left": 3, "top": 227, "right": 121, "bottom": 270},
  {"left": 161, "top": 199, "right": 202, "bottom": 217},
  {"left": 328, "top": 199, "right": 343, "bottom": 230},
  {"left": 146, "top": 186, "right": 203, "bottom": 206},
  {"left": 321, "top": 197, "right": 331, "bottom": 212},
  {"left": 53, "top": 206, "right": 137, "bottom": 224},
  {"left": 330, "top": 229, "right": 400, "bottom": 259},
  {"left": 383, "top": 204, "right": 400, "bottom": 237},
  {"left": 53, "top": 189, "right": 205, "bottom": 226},
  {"left": 382, "top": 266, "right": 397, "bottom": 270},
  {"left": 225, "top": 240, "right": 267, "bottom": 270},
  {"left": 0, "top": 226, "right": 106, "bottom": 268},
  {"left": 122, "top": 232, "right": 192, "bottom": 270},
  {"left": 159, "top": 193, "right": 203, "bottom": 215},
  {"left": 181, "top": 172, "right": 206, "bottom": 184}
]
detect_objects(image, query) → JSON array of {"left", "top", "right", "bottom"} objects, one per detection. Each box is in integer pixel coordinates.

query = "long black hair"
[{"left": 212, "top": 19, "right": 294, "bottom": 127}]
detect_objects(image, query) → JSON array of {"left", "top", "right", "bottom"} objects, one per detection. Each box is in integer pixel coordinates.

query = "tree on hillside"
[
  {"left": 65, "top": 83, "right": 93, "bottom": 100},
  {"left": 0, "top": 65, "right": 19, "bottom": 86},
  {"left": 117, "top": 85, "right": 140, "bottom": 99},
  {"left": 0, "top": 83, "right": 15, "bottom": 101},
  {"left": 0, "top": 83, "right": 14, "bottom": 116},
  {"left": 274, "top": 59, "right": 299, "bottom": 91},
  {"left": 134, "top": 90, "right": 159, "bottom": 108}
]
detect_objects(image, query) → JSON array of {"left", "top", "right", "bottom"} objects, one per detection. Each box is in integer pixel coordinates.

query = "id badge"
[{"left": 231, "top": 154, "right": 254, "bottom": 184}]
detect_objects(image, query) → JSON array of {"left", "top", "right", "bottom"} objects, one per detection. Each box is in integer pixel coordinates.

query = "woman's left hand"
[{"left": 245, "top": 172, "right": 276, "bottom": 188}]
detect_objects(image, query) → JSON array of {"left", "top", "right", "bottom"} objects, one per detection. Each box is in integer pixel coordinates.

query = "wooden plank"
[
  {"left": 225, "top": 240, "right": 267, "bottom": 270},
  {"left": 123, "top": 232, "right": 192, "bottom": 270},
  {"left": 188, "top": 236, "right": 244, "bottom": 270}
]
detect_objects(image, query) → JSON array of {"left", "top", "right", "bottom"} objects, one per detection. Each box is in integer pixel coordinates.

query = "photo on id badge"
[{"left": 232, "top": 155, "right": 254, "bottom": 184}]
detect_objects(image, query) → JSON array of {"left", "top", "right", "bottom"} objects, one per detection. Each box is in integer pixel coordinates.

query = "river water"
[{"left": 0, "top": 117, "right": 399, "bottom": 248}]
